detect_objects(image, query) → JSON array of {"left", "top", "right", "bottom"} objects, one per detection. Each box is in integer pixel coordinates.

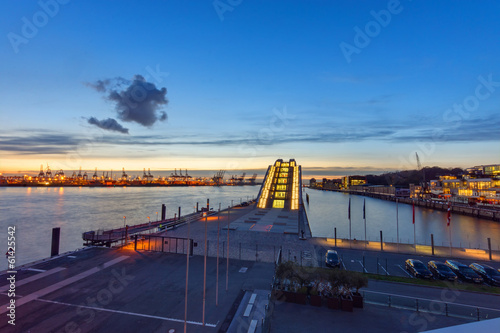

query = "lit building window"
[{"left": 273, "top": 200, "right": 285, "bottom": 208}]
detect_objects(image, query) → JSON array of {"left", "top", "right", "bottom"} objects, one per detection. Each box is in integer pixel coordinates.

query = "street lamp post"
[{"left": 123, "top": 216, "right": 126, "bottom": 246}]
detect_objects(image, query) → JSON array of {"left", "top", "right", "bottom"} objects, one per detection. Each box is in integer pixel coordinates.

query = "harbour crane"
[{"left": 212, "top": 170, "right": 225, "bottom": 186}]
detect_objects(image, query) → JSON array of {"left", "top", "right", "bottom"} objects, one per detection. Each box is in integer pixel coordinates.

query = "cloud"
[
  {"left": 84, "top": 79, "right": 110, "bottom": 93},
  {"left": 87, "top": 117, "right": 129, "bottom": 134},
  {"left": 86, "top": 75, "right": 168, "bottom": 128},
  {"left": 0, "top": 134, "right": 80, "bottom": 154}
]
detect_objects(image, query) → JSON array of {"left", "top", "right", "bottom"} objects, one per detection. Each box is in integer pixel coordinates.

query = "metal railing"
[{"left": 363, "top": 290, "right": 500, "bottom": 321}]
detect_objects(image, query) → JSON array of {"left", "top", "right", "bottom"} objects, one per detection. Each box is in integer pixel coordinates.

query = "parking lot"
[{"left": 313, "top": 245, "right": 500, "bottom": 284}]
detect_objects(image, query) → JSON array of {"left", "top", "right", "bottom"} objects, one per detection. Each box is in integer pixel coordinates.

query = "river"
[
  {"left": 1, "top": 186, "right": 499, "bottom": 271},
  {"left": 303, "top": 188, "right": 500, "bottom": 251}
]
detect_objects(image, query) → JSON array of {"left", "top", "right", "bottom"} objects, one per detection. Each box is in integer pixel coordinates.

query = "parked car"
[
  {"left": 445, "top": 260, "right": 483, "bottom": 284},
  {"left": 405, "top": 259, "right": 433, "bottom": 279},
  {"left": 469, "top": 263, "right": 500, "bottom": 286},
  {"left": 428, "top": 261, "right": 457, "bottom": 281},
  {"left": 325, "top": 250, "right": 341, "bottom": 268}
]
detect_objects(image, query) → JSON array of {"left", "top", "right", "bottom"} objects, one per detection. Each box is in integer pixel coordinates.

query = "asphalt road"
[{"left": 0, "top": 247, "right": 275, "bottom": 333}]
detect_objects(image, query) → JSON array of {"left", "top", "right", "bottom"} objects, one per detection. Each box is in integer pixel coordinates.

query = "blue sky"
[{"left": 1, "top": 0, "right": 499, "bottom": 177}]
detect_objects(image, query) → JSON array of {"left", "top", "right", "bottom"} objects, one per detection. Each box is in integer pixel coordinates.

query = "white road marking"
[
  {"left": 378, "top": 263, "right": 390, "bottom": 275},
  {"left": 358, "top": 260, "right": 368, "bottom": 273},
  {"left": 35, "top": 298, "right": 218, "bottom": 327},
  {"left": 0, "top": 256, "right": 128, "bottom": 314},
  {"left": 0, "top": 266, "right": 66, "bottom": 292},
  {"left": 397, "top": 264, "right": 414, "bottom": 278},
  {"left": 27, "top": 268, "right": 46, "bottom": 273}
]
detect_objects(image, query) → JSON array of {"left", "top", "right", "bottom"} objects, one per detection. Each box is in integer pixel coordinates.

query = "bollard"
[
  {"left": 161, "top": 204, "right": 166, "bottom": 220},
  {"left": 51, "top": 227, "right": 61, "bottom": 257},
  {"left": 431, "top": 234, "right": 435, "bottom": 255},
  {"left": 196, "top": 202, "right": 199, "bottom": 212},
  {"left": 488, "top": 238, "right": 492, "bottom": 260},
  {"left": 178, "top": 207, "right": 181, "bottom": 220},
  {"left": 207, "top": 198, "right": 210, "bottom": 211},
  {"left": 380, "top": 230, "right": 383, "bottom": 251},
  {"left": 334, "top": 227, "right": 337, "bottom": 247}
]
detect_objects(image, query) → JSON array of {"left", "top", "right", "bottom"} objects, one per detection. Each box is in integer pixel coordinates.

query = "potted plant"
[
  {"left": 351, "top": 272, "right": 368, "bottom": 308},
  {"left": 275, "top": 261, "right": 295, "bottom": 302},
  {"left": 309, "top": 287, "right": 322, "bottom": 307},
  {"left": 326, "top": 270, "right": 341, "bottom": 310},
  {"left": 338, "top": 270, "right": 354, "bottom": 312},
  {"left": 295, "top": 286, "right": 308, "bottom": 305}
]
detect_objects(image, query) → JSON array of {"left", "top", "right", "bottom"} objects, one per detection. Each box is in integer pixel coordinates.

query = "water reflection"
[
  {"left": 304, "top": 189, "right": 500, "bottom": 250},
  {"left": 0, "top": 186, "right": 259, "bottom": 270}
]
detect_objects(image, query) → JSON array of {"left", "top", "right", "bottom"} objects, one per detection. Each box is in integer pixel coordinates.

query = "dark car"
[
  {"left": 325, "top": 250, "right": 341, "bottom": 268},
  {"left": 470, "top": 263, "right": 500, "bottom": 286},
  {"left": 445, "top": 260, "right": 483, "bottom": 284},
  {"left": 405, "top": 259, "right": 433, "bottom": 279},
  {"left": 428, "top": 261, "right": 457, "bottom": 281}
]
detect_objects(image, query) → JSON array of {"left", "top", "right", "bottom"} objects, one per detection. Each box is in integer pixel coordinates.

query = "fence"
[
  {"left": 133, "top": 234, "right": 315, "bottom": 267},
  {"left": 133, "top": 235, "right": 192, "bottom": 255},
  {"left": 363, "top": 290, "right": 500, "bottom": 321}
]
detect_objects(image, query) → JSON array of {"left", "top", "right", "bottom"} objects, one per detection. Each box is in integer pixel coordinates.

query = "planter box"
[
  {"left": 283, "top": 291, "right": 296, "bottom": 303},
  {"left": 272, "top": 289, "right": 285, "bottom": 301},
  {"left": 295, "top": 293, "right": 307, "bottom": 305},
  {"left": 327, "top": 297, "right": 340, "bottom": 309},
  {"left": 341, "top": 295, "right": 354, "bottom": 312},
  {"left": 310, "top": 294, "right": 322, "bottom": 307},
  {"left": 352, "top": 292, "right": 363, "bottom": 308}
]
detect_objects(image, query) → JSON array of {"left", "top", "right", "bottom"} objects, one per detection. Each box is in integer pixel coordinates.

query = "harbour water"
[
  {"left": 1, "top": 186, "right": 499, "bottom": 271},
  {"left": 304, "top": 188, "right": 500, "bottom": 251},
  {"left": 0, "top": 186, "right": 259, "bottom": 271}
]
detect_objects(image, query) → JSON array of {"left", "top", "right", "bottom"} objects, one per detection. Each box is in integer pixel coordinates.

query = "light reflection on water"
[
  {"left": 0, "top": 186, "right": 259, "bottom": 270},
  {"left": 304, "top": 188, "right": 500, "bottom": 250}
]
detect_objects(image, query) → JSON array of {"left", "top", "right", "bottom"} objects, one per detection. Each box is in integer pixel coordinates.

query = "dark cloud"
[
  {"left": 1, "top": 114, "right": 498, "bottom": 155},
  {"left": 87, "top": 117, "right": 129, "bottom": 134},
  {"left": 86, "top": 75, "right": 168, "bottom": 128},
  {"left": 84, "top": 79, "right": 110, "bottom": 93},
  {"left": 0, "top": 134, "right": 80, "bottom": 154}
]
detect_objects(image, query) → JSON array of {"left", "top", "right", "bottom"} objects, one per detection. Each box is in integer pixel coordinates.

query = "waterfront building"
[
  {"left": 257, "top": 159, "right": 301, "bottom": 210},
  {"left": 341, "top": 175, "right": 367, "bottom": 189}
]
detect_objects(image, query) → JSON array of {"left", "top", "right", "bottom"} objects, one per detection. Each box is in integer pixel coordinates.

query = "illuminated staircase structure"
[{"left": 257, "top": 159, "right": 302, "bottom": 210}]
